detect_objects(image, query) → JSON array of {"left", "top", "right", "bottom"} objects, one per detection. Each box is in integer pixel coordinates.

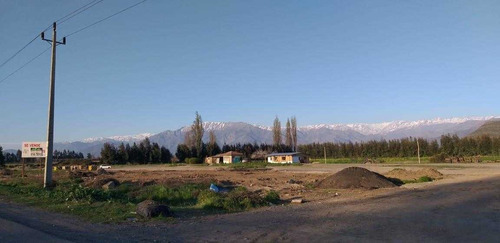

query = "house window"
[{"left": 281, "top": 156, "right": 286, "bottom": 160}]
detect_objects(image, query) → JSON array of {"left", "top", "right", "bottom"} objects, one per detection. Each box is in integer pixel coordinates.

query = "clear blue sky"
[{"left": 1, "top": 0, "right": 500, "bottom": 149}]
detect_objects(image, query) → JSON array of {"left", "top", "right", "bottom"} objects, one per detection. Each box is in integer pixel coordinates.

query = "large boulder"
[
  {"left": 90, "top": 178, "right": 120, "bottom": 189},
  {"left": 136, "top": 200, "right": 172, "bottom": 218},
  {"left": 102, "top": 180, "right": 118, "bottom": 190}
]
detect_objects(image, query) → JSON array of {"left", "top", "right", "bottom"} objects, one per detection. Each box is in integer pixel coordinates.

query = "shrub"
[
  {"left": 430, "top": 153, "right": 447, "bottom": 163},
  {"left": 137, "top": 184, "right": 202, "bottom": 206},
  {"left": 197, "top": 190, "right": 224, "bottom": 209},
  {"left": 264, "top": 190, "right": 280, "bottom": 204},
  {"left": 196, "top": 187, "right": 267, "bottom": 212},
  {"left": 417, "top": 176, "right": 433, "bottom": 182},
  {"left": 185, "top": 157, "right": 202, "bottom": 164}
]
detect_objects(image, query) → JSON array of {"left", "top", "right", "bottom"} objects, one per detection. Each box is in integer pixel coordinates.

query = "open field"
[{"left": 1, "top": 162, "right": 500, "bottom": 242}]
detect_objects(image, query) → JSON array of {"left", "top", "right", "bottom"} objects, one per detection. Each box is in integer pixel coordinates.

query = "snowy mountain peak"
[
  {"left": 82, "top": 133, "right": 153, "bottom": 143},
  {"left": 299, "top": 116, "right": 499, "bottom": 135}
]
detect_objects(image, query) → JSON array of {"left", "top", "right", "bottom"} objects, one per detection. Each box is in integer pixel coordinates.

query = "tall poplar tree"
[
  {"left": 285, "top": 118, "right": 293, "bottom": 148},
  {"left": 192, "top": 111, "right": 204, "bottom": 158},
  {"left": 291, "top": 116, "right": 297, "bottom": 151},
  {"left": 273, "top": 116, "right": 282, "bottom": 147}
]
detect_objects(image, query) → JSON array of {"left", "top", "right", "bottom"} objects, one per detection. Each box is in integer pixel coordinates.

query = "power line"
[
  {"left": 0, "top": 0, "right": 147, "bottom": 85},
  {"left": 65, "top": 0, "right": 147, "bottom": 38},
  {"left": 0, "top": 36, "right": 39, "bottom": 70},
  {"left": 57, "top": 0, "right": 104, "bottom": 25},
  {"left": 0, "top": 0, "right": 102, "bottom": 71},
  {"left": 0, "top": 47, "right": 51, "bottom": 85}
]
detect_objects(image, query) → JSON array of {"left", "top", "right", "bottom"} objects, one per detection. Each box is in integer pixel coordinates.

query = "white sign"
[{"left": 22, "top": 142, "right": 47, "bottom": 158}]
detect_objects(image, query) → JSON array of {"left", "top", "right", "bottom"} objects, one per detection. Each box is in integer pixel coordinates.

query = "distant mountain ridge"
[
  {"left": 54, "top": 116, "right": 499, "bottom": 156},
  {"left": 468, "top": 119, "right": 500, "bottom": 138}
]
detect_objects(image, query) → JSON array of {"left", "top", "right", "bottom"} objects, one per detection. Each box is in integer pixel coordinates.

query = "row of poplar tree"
[{"left": 297, "top": 134, "right": 500, "bottom": 158}]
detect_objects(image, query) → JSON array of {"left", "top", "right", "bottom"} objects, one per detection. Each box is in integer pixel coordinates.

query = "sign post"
[{"left": 21, "top": 142, "right": 47, "bottom": 178}]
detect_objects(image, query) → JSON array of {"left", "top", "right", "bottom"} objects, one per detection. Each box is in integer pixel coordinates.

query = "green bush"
[
  {"left": 137, "top": 184, "right": 202, "bottom": 206},
  {"left": 196, "top": 187, "right": 267, "bottom": 212},
  {"left": 264, "top": 190, "right": 280, "bottom": 204},
  {"left": 197, "top": 190, "right": 224, "bottom": 209},
  {"left": 185, "top": 157, "right": 202, "bottom": 164},
  {"left": 417, "top": 176, "right": 433, "bottom": 182},
  {"left": 430, "top": 153, "right": 447, "bottom": 163}
]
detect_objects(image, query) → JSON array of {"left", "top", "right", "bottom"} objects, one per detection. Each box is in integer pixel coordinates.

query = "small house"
[
  {"left": 266, "top": 152, "right": 309, "bottom": 164},
  {"left": 205, "top": 151, "right": 244, "bottom": 164}
]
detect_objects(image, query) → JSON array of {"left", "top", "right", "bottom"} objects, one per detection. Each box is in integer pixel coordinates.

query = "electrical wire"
[
  {"left": 0, "top": 0, "right": 102, "bottom": 71},
  {"left": 57, "top": 0, "right": 104, "bottom": 25},
  {"left": 65, "top": 0, "right": 147, "bottom": 38},
  {"left": 0, "top": 0, "right": 147, "bottom": 85},
  {"left": 0, "top": 36, "right": 39, "bottom": 70},
  {"left": 0, "top": 47, "right": 51, "bottom": 84}
]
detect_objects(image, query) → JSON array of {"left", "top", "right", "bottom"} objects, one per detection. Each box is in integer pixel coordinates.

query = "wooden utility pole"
[
  {"left": 41, "top": 22, "right": 65, "bottom": 188},
  {"left": 324, "top": 146, "right": 327, "bottom": 164},
  {"left": 21, "top": 158, "right": 25, "bottom": 178},
  {"left": 417, "top": 139, "right": 421, "bottom": 164}
]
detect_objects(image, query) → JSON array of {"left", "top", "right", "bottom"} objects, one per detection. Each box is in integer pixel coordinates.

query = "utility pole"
[
  {"left": 41, "top": 22, "right": 66, "bottom": 188},
  {"left": 417, "top": 138, "right": 421, "bottom": 164},
  {"left": 324, "top": 146, "right": 327, "bottom": 164}
]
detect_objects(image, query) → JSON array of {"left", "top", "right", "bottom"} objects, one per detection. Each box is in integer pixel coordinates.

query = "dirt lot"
[
  {"left": 1, "top": 163, "right": 500, "bottom": 242},
  {"left": 102, "top": 163, "right": 500, "bottom": 202}
]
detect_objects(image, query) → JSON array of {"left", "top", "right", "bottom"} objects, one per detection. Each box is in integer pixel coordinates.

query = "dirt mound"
[
  {"left": 316, "top": 167, "right": 397, "bottom": 189},
  {"left": 385, "top": 168, "right": 443, "bottom": 181}
]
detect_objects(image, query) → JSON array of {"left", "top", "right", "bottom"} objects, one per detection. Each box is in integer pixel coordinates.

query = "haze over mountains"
[{"left": 52, "top": 116, "right": 498, "bottom": 156}]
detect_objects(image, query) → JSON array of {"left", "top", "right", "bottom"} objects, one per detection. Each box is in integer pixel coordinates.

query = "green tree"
[
  {"left": 151, "top": 143, "right": 161, "bottom": 163},
  {"left": 272, "top": 116, "right": 282, "bottom": 147},
  {"left": 207, "top": 130, "right": 221, "bottom": 156},
  {"left": 0, "top": 146, "right": 5, "bottom": 167},
  {"left": 285, "top": 118, "right": 292, "bottom": 148},
  {"left": 139, "top": 138, "right": 152, "bottom": 163},
  {"left": 117, "top": 143, "right": 129, "bottom": 164},
  {"left": 291, "top": 116, "right": 297, "bottom": 151},
  {"left": 192, "top": 111, "right": 204, "bottom": 158},
  {"left": 100, "top": 143, "right": 117, "bottom": 164},
  {"left": 160, "top": 146, "right": 172, "bottom": 163},
  {"left": 175, "top": 144, "right": 191, "bottom": 162},
  {"left": 16, "top": 150, "right": 22, "bottom": 161}
]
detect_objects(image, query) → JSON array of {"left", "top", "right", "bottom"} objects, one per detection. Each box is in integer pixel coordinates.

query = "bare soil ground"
[{"left": 1, "top": 163, "right": 500, "bottom": 242}]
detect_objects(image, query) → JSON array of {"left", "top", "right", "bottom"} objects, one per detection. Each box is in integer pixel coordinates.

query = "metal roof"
[{"left": 266, "top": 152, "right": 302, "bottom": 157}]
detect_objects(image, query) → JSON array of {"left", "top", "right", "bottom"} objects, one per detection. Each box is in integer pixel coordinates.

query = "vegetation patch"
[
  {"left": 403, "top": 176, "right": 433, "bottom": 184},
  {"left": 228, "top": 162, "right": 267, "bottom": 170},
  {"left": 0, "top": 170, "right": 280, "bottom": 222}
]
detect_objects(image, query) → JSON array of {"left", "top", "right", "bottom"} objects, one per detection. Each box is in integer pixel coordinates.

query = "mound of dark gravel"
[{"left": 316, "top": 167, "right": 397, "bottom": 189}]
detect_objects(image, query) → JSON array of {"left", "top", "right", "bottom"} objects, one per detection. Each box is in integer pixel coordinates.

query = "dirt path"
[{"left": 1, "top": 166, "right": 499, "bottom": 242}]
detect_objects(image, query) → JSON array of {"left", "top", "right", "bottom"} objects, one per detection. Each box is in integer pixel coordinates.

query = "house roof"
[
  {"left": 266, "top": 152, "right": 303, "bottom": 157},
  {"left": 211, "top": 151, "right": 244, "bottom": 158}
]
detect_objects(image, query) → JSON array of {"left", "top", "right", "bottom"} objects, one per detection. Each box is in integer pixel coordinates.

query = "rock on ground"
[{"left": 136, "top": 200, "right": 172, "bottom": 218}]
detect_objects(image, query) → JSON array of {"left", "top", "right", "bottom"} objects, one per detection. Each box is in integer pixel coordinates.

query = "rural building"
[
  {"left": 266, "top": 152, "right": 309, "bottom": 164},
  {"left": 205, "top": 151, "right": 244, "bottom": 164}
]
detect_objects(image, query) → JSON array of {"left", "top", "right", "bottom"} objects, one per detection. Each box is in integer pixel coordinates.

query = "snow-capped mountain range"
[
  {"left": 82, "top": 133, "right": 153, "bottom": 143},
  {"left": 55, "top": 116, "right": 498, "bottom": 156}
]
